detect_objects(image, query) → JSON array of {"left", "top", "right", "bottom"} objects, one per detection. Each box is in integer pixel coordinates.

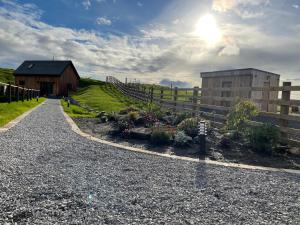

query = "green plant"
[
  {"left": 144, "top": 103, "right": 164, "bottom": 119},
  {"left": 247, "top": 123, "right": 280, "bottom": 154},
  {"left": 173, "top": 112, "right": 192, "bottom": 125},
  {"left": 225, "top": 100, "right": 259, "bottom": 135},
  {"left": 116, "top": 119, "right": 131, "bottom": 132},
  {"left": 119, "top": 106, "right": 139, "bottom": 115},
  {"left": 150, "top": 127, "right": 171, "bottom": 146},
  {"left": 177, "top": 117, "right": 203, "bottom": 138},
  {"left": 128, "top": 111, "right": 139, "bottom": 121},
  {"left": 174, "top": 131, "right": 192, "bottom": 147}
]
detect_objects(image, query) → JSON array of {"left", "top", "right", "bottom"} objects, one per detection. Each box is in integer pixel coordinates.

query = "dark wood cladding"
[{"left": 14, "top": 65, "right": 79, "bottom": 96}]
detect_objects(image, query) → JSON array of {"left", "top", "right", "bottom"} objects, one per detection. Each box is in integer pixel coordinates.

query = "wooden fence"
[
  {"left": 0, "top": 82, "right": 40, "bottom": 103},
  {"left": 107, "top": 76, "right": 300, "bottom": 146}
]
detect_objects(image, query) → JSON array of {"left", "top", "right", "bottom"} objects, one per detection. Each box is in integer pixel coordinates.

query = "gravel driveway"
[{"left": 0, "top": 99, "right": 299, "bottom": 224}]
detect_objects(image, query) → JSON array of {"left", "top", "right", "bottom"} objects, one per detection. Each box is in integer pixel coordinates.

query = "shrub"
[
  {"left": 128, "top": 111, "right": 139, "bottom": 121},
  {"left": 143, "top": 112, "right": 159, "bottom": 127},
  {"left": 96, "top": 111, "right": 109, "bottom": 123},
  {"left": 173, "top": 112, "right": 192, "bottom": 125},
  {"left": 177, "top": 117, "right": 202, "bottom": 138},
  {"left": 116, "top": 120, "right": 131, "bottom": 132},
  {"left": 225, "top": 100, "right": 259, "bottom": 135},
  {"left": 144, "top": 103, "right": 164, "bottom": 119},
  {"left": 121, "top": 129, "right": 131, "bottom": 139},
  {"left": 107, "top": 112, "right": 117, "bottom": 121},
  {"left": 119, "top": 106, "right": 139, "bottom": 115},
  {"left": 150, "top": 127, "right": 171, "bottom": 146},
  {"left": 247, "top": 123, "right": 280, "bottom": 154},
  {"left": 174, "top": 131, "right": 192, "bottom": 147}
]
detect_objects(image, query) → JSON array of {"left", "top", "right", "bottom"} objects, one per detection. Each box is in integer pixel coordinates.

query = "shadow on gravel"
[{"left": 195, "top": 154, "right": 208, "bottom": 190}]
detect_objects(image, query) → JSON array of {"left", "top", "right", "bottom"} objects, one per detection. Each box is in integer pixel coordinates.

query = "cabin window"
[{"left": 19, "top": 80, "right": 25, "bottom": 85}]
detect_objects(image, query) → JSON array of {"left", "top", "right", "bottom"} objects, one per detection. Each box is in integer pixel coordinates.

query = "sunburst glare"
[{"left": 195, "top": 14, "right": 222, "bottom": 46}]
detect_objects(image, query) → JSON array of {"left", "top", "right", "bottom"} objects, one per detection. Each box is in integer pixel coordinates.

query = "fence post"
[
  {"left": 26, "top": 89, "right": 29, "bottom": 101},
  {"left": 150, "top": 86, "right": 154, "bottom": 103},
  {"left": 8, "top": 82, "right": 11, "bottom": 103},
  {"left": 16, "top": 87, "right": 19, "bottom": 102},
  {"left": 193, "top": 86, "right": 199, "bottom": 116},
  {"left": 21, "top": 88, "right": 24, "bottom": 102},
  {"left": 279, "top": 82, "right": 291, "bottom": 140},
  {"left": 173, "top": 87, "right": 178, "bottom": 111},
  {"left": 160, "top": 89, "right": 164, "bottom": 105}
]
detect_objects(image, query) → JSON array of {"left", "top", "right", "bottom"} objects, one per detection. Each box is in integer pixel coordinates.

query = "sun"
[{"left": 195, "top": 14, "right": 222, "bottom": 46}]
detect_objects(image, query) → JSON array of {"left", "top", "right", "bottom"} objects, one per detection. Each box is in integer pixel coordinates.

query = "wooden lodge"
[{"left": 14, "top": 60, "right": 80, "bottom": 96}]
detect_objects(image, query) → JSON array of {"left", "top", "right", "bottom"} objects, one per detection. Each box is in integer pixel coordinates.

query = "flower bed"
[{"left": 73, "top": 102, "right": 300, "bottom": 170}]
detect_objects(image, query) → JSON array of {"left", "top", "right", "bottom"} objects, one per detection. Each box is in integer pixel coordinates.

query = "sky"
[{"left": 0, "top": 0, "right": 300, "bottom": 88}]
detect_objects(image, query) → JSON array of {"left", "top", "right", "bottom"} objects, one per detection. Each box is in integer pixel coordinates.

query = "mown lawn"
[
  {"left": 67, "top": 78, "right": 146, "bottom": 116},
  {"left": 0, "top": 98, "right": 46, "bottom": 127}
]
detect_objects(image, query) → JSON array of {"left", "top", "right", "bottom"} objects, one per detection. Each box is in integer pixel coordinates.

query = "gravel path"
[{"left": 0, "top": 99, "right": 299, "bottom": 225}]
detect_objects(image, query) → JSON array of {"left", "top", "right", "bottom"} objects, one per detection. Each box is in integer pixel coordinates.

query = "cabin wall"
[
  {"left": 59, "top": 65, "right": 79, "bottom": 96},
  {"left": 14, "top": 75, "right": 60, "bottom": 96}
]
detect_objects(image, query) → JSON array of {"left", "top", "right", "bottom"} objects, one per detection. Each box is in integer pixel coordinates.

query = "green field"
[
  {"left": 0, "top": 98, "right": 46, "bottom": 127},
  {"left": 65, "top": 78, "right": 147, "bottom": 117},
  {"left": 0, "top": 68, "right": 14, "bottom": 84}
]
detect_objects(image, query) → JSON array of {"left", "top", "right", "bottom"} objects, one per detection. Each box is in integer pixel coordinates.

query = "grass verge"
[
  {"left": 61, "top": 99, "right": 97, "bottom": 118},
  {"left": 0, "top": 98, "right": 46, "bottom": 127}
]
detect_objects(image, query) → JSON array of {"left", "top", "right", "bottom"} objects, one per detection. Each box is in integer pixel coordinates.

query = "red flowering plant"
[{"left": 144, "top": 112, "right": 159, "bottom": 128}]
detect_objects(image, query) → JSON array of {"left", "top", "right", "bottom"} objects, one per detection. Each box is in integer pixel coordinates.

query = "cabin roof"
[{"left": 14, "top": 60, "right": 80, "bottom": 79}]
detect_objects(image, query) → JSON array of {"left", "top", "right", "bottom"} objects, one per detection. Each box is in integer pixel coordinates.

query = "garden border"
[
  {"left": 0, "top": 100, "right": 46, "bottom": 133},
  {"left": 60, "top": 103, "right": 300, "bottom": 175}
]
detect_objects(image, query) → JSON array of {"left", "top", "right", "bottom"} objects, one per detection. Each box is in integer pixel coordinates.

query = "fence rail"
[
  {"left": 0, "top": 82, "right": 40, "bottom": 103},
  {"left": 107, "top": 76, "right": 300, "bottom": 146}
]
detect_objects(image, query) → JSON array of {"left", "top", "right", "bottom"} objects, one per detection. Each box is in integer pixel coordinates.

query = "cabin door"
[{"left": 40, "top": 82, "right": 54, "bottom": 96}]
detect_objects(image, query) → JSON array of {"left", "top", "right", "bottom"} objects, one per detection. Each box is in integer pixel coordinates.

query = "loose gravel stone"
[{"left": 0, "top": 99, "right": 299, "bottom": 224}]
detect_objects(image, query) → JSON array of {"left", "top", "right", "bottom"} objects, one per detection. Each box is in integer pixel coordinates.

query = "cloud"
[
  {"left": 159, "top": 79, "right": 191, "bottom": 88},
  {"left": 82, "top": 0, "right": 91, "bottom": 10},
  {"left": 172, "top": 19, "right": 180, "bottom": 25},
  {"left": 235, "top": 9, "right": 264, "bottom": 19},
  {"left": 212, "top": 0, "right": 269, "bottom": 19},
  {"left": 137, "top": 2, "right": 143, "bottom": 7},
  {"left": 96, "top": 17, "right": 112, "bottom": 25},
  {"left": 0, "top": 0, "right": 300, "bottom": 87},
  {"left": 212, "top": 0, "right": 269, "bottom": 12},
  {"left": 292, "top": 4, "right": 299, "bottom": 9}
]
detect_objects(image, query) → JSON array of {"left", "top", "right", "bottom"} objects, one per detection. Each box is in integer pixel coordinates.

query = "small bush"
[
  {"left": 225, "top": 100, "right": 259, "bottom": 135},
  {"left": 143, "top": 112, "right": 159, "bottom": 127},
  {"left": 119, "top": 106, "right": 139, "bottom": 115},
  {"left": 150, "top": 127, "right": 171, "bottom": 146},
  {"left": 128, "top": 111, "right": 139, "bottom": 121},
  {"left": 116, "top": 120, "right": 131, "bottom": 132},
  {"left": 174, "top": 112, "right": 192, "bottom": 125},
  {"left": 247, "top": 123, "right": 280, "bottom": 154},
  {"left": 144, "top": 103, "right": 164, "bottom": 119},
  {"left": 174, "top": 131, "right": 192, "bottom": 147},
  {"left": 177, "top": 117, "right": 202, "bottom": 138}
]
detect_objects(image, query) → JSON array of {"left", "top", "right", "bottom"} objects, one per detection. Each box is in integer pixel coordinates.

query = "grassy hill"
[
  {"left": 0, "top": 68, "right": 14, "bottom": 84},
  {"left": 63, "top": 78, "right": 147, "bottom": 118}
]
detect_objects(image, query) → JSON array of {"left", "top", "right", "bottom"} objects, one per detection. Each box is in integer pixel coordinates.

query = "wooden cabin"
[{"left": 14, "top": 60, "right": 80, "bottom": 96}]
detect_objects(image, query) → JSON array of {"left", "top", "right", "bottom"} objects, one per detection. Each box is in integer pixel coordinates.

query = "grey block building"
[{"left": 200, "top": 68, "right": 280, "bottom": 112}]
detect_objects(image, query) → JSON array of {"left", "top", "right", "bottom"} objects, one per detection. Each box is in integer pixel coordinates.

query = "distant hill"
[{"left": 0, "top": 68, "right": 14, "bottom": 84}]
